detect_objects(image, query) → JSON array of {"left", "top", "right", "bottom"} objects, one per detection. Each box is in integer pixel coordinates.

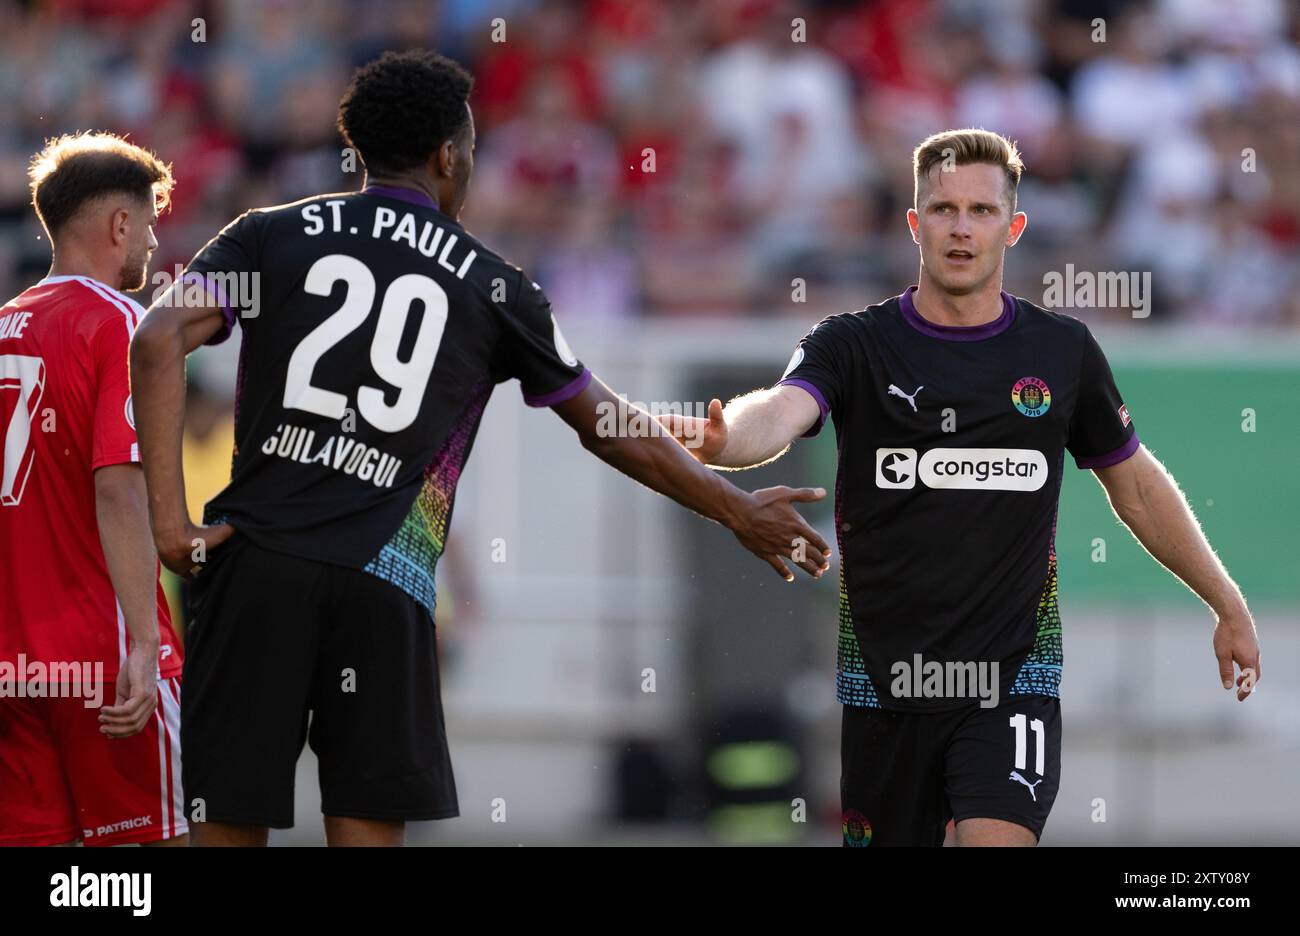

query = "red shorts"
[{"left": 0, "top": 677, "right": 185, "bottom": 846}]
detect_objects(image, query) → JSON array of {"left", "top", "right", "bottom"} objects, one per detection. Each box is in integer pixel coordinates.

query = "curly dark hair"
[{"left": 337, "top": 50, "right": 474, "bottom": 176}]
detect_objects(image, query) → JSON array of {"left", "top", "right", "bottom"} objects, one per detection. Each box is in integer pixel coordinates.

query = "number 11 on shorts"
[{"left": 1009, "top": 712, "right": 1045, "bottom": 776}]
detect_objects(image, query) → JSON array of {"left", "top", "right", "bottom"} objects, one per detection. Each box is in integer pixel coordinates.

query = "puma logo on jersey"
[
  {"left": 1009, "top": 770, "right": 1043, "bottom": 801},
  {"left": 887, "top": 383, "right": 923, "bottom": 412}
]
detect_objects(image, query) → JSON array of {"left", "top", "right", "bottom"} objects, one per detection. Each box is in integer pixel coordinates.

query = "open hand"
[{"left": 729, "top": 485, "right": 831, "bottom": 581}]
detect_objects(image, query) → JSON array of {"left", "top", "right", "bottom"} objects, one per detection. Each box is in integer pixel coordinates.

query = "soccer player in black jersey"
[
  {"left": 129, "top": 51, "right": 831, "bottom": 846},
  {"left": 662, "top": 129, "right": 1261, "bottom": 846}
]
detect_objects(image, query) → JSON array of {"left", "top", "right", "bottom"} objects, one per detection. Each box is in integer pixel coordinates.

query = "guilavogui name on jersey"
[{"left": 261, "top": 423, "right": 401, "bottom": 488}]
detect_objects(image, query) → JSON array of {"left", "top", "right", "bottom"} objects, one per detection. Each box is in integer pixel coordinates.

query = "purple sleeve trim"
[
  {"left": 778, "top": 378, "right": 830, "bottom": 438},
  {"left": 1076, "top": 432, "right": 1140, "bottom": 469},
  {"left": 179, "top": 271, "right": 236, "bottom": 346},
  {"left": 524, "top": 367, "right": 592, "bottom": 407}
]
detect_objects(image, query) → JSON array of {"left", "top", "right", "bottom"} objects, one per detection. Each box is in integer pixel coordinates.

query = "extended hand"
[
  {"left": 729, "top": 485, "right": 831, "bottom": 581},
  {"left": 657, "top": 398, "right": 728, "bottom": 464}
]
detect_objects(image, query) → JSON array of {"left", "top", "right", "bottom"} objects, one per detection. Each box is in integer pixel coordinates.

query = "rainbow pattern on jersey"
[
  {"left": 835, "top": 471, "right": 881, "bottom": 708},
  {"left": 834, "top": 447, "right": 1066, "bottom": 706},
  {"left": 364, "top": 380, "right": 493, "bottom": 616},
  {"left": 1011, "top": 376, "right": 1052, "bottom": 417},
  {"left": 1009, "top": 454, "right": 1065, "bottom": 697}
]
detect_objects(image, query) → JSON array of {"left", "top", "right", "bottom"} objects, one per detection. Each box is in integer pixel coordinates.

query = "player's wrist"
[
  {"left": 150, "top": 509, "right": 194, "bottom": 545},
  {"left": 715, "top": 484, "right": 752, "bottom": 530},
  {"left": 128, "top": 635, "right": 161, "bottom": 654},
  {"left": 1213, "top": 600, "right": 1252, "bottom": 630},
  {"left": 153, "top": 525, "right": 201, "bottom": 571}
]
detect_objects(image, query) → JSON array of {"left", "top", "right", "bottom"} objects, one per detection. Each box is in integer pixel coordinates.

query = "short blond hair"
[
  {"left": 29, "top": 131, "right": 173, "bottom": 238},
  {"left": 913, "top": 129, "right": 1024, "bottom": 209}
]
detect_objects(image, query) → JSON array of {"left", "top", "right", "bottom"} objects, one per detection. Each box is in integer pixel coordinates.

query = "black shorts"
[
  {"left": 841, "top": 694, "right": 1061, "bottom": 846},
  {"left": 181, "top": 532, "right": 458, "bottom": 828}
]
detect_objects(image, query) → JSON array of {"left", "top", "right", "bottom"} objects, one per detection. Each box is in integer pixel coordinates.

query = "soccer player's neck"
[
  {"left": 46, "top": 248, "right": 124, "bottom": 293},
  {"left": 912, "top": 274, "right": 1006, "bottom": 329},
  {"left": 364, "top": 172, "right": 442, "bottom": 212}
]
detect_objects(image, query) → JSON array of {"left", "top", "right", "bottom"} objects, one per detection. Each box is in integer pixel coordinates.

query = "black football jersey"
[
  {"left": 183, "top": 185, "right": 589, "bottom": 615},
  {"left": 780, "top": 286, "right": 1138, "bottom": 712}
]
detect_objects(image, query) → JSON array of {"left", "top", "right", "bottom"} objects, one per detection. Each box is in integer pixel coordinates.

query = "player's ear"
[
  {"left": 906, "top": 208, "right": 921, "bottom": 246},
  {"left": 1006, "top": 211, "right": 1027, "bottom": 247},
  {"left": 438, "top": 137, "right": 457, "bottom": 179},
  {"left": 110, "top": 206, "right": 131, "bottom": 248}
]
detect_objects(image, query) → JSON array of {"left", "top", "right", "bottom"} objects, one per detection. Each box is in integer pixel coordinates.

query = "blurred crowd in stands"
[{"left": 1, "top": 0, "right": 1297, "bottom": 326}]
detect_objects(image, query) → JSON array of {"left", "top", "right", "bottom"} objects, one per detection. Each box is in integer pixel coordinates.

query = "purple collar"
[
  {"left": 899, "top": 285, "right": 1016, "bottom": 341},
  {"left": 362, "top": 183, "right": 440, "bottom": 211}
]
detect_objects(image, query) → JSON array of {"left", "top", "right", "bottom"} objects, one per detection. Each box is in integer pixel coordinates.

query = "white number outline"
[
  {"left": 283, "top": 254, "right": 448, "bottom": 433},
  {"left": 1, "top": 354, "right": 46, "bottom": 506}
]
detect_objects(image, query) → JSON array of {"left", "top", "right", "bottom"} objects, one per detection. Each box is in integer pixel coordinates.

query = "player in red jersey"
[{"left": 0, "top": 132, "right": 196, "bottom": 846}]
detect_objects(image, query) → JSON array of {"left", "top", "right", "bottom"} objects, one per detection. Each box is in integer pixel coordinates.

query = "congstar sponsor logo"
[{"left": 875, "top": 448, "right": 1047, "bottom": 492}]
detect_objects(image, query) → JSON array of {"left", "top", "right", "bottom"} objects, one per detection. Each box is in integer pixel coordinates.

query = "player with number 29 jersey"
[
  {"left": 187, "top": 185, "right": 587, "bottom": 614},
  {"left": 174, "top": 181, "right": 589, "bottom": 832}
]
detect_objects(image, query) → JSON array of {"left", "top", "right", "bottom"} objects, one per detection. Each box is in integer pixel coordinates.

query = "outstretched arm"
[
  {"left": 1092, "top": 444, "right": 1259, "bottom": 701},
  {"left": 551, "top": 374, "right": 830, "bottom": 582},
  {"left": 656, "top": 384, "right": 821, "bottom": 469}
]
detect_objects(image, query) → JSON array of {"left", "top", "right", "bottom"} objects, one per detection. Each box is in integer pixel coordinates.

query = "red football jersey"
[{"left": 0, "top": 275, "right": 181, "bottom": 683}]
